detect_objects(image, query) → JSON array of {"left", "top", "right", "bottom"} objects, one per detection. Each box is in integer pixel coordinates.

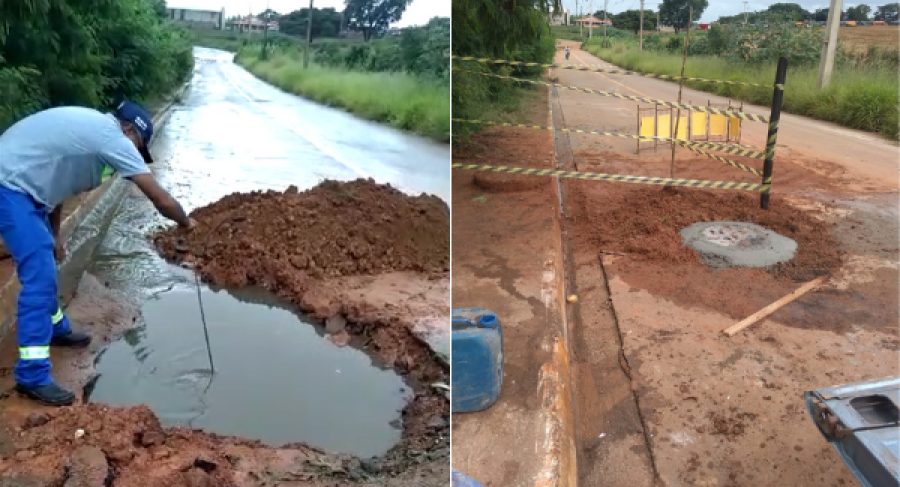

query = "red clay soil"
[
  {"left": 571, "top": 186, "right": 844, "bottom": 281},
  {"left": 155, "top": 178, "right": 450, "bottom": 285},
  {"left": 565, "top": 180, "right": 898, "bottom": 335},
  {"left": 0, "top": 400, "right": 446, "bottom": 487},
  {"left": 0, "top": 179, "right": 450, "bottom": 487}
]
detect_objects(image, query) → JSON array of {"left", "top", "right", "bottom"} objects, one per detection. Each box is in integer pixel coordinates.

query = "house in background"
[
  {"left": 575, "top": 15, "right": 612, "bottom": 27},
  {"left": 165, "top": 6, "right": 225, "bottom": 29},
  {"left": 228, "top": 16, "right": 280, "bottom": 33}
]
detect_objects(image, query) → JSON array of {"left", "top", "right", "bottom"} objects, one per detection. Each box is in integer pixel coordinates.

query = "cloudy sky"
[
  {"left": 166, "top": 0, "right": 450, "bottom": 27},
  {"left": 560, "top": 1, "right": 868, "bottom": 23}
]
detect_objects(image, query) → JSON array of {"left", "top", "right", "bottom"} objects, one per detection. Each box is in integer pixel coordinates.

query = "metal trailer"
[{"left": 804, "top": 376, "right": 900, "bottom": 487}]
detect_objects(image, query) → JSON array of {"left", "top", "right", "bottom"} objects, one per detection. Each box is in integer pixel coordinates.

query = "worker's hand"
[
  {"left": 179, "top": 218, "right": 198, "bottom": 231},
  {"left": 53, "top": 239, "right": 66, "bottom": 264}
]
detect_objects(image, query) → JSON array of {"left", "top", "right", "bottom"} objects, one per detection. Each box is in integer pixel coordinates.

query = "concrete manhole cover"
[
  {"left": 700, "top": 223, "right": 769, "bottom": 249},
  {"left": 680, "top": 221, "right": 797, "bottom": 269}
]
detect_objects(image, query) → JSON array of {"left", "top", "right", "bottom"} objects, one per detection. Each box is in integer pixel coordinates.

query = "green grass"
[
  {"left": 551, "top": 25, "right": 589, "bottom": 42},
  {"left": 190, "top": 30, "right": 251, "bottom": 52},
  {"left": 583, "top": 43, "right": 899, "bottom": 140},
  {"left": 237, "top": 51, "right": 450, "bottom": 142}
]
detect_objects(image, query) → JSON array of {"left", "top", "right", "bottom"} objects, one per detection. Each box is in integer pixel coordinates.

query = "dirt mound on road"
[
  {"left": 1, "top": 404, "right": 249, "bottom": 487},
  {"left": 155, "top": 178, "right": 450, "bottom": 287}
]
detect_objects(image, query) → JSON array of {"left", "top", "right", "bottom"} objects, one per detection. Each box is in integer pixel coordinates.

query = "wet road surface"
[{"left": 84, "top": 47, "right": 447, "bottom": 457}]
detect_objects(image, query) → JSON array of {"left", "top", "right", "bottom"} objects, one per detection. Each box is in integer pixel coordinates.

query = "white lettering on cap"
[{"left": 134, "top": 117, "right": 148, "bottom": 131}]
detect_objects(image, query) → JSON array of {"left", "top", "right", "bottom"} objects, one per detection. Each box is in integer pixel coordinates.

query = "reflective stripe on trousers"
[
  {"left": 19, "top": 346, "right": 50, "bottom": 360},
  {"left": 51, "top": 307, "right": 64, "bottom": 326},
  {"left": 18, "top": 306, "right": 69, "bottom": 358}
]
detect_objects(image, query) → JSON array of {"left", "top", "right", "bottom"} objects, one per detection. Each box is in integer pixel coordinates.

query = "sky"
[
  {"left": 166, "top": 0, "right": 450, "bottom": 27},
  {"left": 561, "top": 1, "right": 870, "bottom": 23}
]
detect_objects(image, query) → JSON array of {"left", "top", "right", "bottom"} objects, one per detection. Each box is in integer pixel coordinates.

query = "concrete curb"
[
  {"left": 534, "top": 80, "right": 579, "bottom": 487},
  {"left": 0, "top": 79, "right": 192, "bottom": 343}
]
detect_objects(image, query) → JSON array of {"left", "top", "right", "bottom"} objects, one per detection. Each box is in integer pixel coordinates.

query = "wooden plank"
[{"left": 723, "top": 275, "right": 829, "bottom": 337}]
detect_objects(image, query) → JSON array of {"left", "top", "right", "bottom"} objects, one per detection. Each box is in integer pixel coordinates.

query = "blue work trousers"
[{"left": 0, "top": 185, "right": 72, "bottom": 387}]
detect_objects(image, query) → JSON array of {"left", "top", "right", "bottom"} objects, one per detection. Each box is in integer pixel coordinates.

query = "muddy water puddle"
[
  {"left": 87, "top": 284, "right": 410, "bottom": 458},
  {"left": 86, "top": 193, "right": 412, "bottom": 458}
]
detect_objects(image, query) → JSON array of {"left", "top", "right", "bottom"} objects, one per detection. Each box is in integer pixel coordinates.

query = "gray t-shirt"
[{"left": 0, "top": 106, "right": 151, "bottom": 209}]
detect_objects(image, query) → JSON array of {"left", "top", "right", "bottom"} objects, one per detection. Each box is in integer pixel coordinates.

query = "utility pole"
[
  {"left": 657, "top": 11, "right": 660, "bottom": 32},
  {"left": 743, "top": 1, "right": 749, "bottom": 24},
  {"left": 260, "top": 0, "right": 270, "bottom": 60},
  {"left": 817, "top": 0, "right": 842, "bottom": 88},
  {"left": 589, "top": 0, "right": 594, "bottom": 39},
  {"left": 577, "top": 0, "right": 582, "bottom": 38},
  {"left": 639, "top": 0, "right": 644, "bottom": 52},
  {"left": 304, "top": 0, "right": 314, "bottom": 68},
  {"left": 603, "top": 0, "right": 608, "bottom": 47}
]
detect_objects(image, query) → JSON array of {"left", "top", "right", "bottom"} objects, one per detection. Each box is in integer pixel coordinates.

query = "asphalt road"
[
  {"left": 556, "top": 40, "right": 898, "bottom": 190},
  {"left": 186, "top": 47, "right": 450, "bottom": 204}
]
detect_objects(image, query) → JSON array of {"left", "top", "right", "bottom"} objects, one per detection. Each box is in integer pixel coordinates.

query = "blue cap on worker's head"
[{"left": 114, "top": 100, "right": 154, "bottom": 164}]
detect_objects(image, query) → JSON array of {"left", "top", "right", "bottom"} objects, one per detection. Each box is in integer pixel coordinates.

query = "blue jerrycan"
[
  {"left": 451, "top": 308, "right": 503, "bottom": 413},
  {"left": 452, "top": 470, "right": 486, "bottom": 487}
]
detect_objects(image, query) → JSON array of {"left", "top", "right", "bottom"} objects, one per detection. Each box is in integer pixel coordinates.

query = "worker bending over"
[{"left": 0, "top": 101, "right": 195, "bottom": 406}]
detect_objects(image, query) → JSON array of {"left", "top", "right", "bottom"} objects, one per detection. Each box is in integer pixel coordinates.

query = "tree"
[
  {"left": 150, "top": 0, "right": 168, "bottom": 19},
  {"left": 259, "top": 8, "right": 279, "bottom": 22},
  {"left": 452, "top": 0, "right": 561, "bottom": 58},
  {"left": 279, "top": 8, "right": 342, "bottom": 39},
  {"left": 846, "top": 4, "right": 872, "bottom": 20},
  {"left": 399, "top": 16, "right": 450, "bottom": 78},
  {"left": 0, "top": 0, "right": 193, "bottom": 131},
  {"left": 452, "top": 0, "right": 560, "bottom": 134},
  {"left": 659, "top": 0, "right": 708, "bottom": 32},
  {"left": 765, "top": 3, "right": 810, "bottom": 21},
  {"left": 874, "top": 3, "right": 900, "bottom": 20},
  {"left": 813, "top": 8, "right": 829, "bottom": 21},
  {"left": 610, "top": 9, "right": 656, "bottom": 33},
  {"left": 344, "top": 0, "right": 413, "bottom": 41}
]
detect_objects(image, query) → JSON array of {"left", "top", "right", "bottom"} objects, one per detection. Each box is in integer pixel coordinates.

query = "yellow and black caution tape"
[
  {"left": 675, "top": 143, "right": 762, "bottom": 177},
  {"left": 451, "top": 55, "right": 783, "bottom": 90},
  {"left": 674, "top": 140, "right": 764, "bottom": 159},
  {"left": 452, "top": 118, "right": 766, "bottom": 161},
  {"left": 455, "top": 68, "right": 770, "bottom": 123},
  {"left": 452, "top": 163, "right": 768, "bottom": 192}
]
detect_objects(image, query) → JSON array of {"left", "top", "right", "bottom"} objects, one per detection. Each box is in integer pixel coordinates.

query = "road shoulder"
[{"left": 451, "top": 87, "right": 577, "bottom": 486}]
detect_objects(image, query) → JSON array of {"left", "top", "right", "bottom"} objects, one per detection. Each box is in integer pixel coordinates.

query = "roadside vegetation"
[
  {"left": 564, "top": 1, "right": 899, "bottom": 139},
  {"left": 0, "top": 0, "right": 193, "bottom": 132},
  {"left": 234, "top": 16, "right": 450, "bottom": 142},
  {"left": 191, "top": 29, "right": 248, "bottom": 52},
  {"left": 583, "top": 24, "right": 899, "bottom": 139},
  {"left": 452, "top": 0, "right": 561, "bottom": 141},
  {"left": 201, "top": 2, "right": 450, "bottom": 142}
]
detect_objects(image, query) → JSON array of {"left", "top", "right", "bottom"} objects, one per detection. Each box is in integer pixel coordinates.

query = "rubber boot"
[
  {"left": 51, "top": 313, "right": 91, "bottom": 348},
  {"left": 50, "top": 330, "right": 91, "bottom": 347},
  {"left": 15, "top": 382, "right": 76, "bottom": 406}
]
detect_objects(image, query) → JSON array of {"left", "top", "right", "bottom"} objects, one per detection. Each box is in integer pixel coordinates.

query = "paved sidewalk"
[{"left": 451, "top": 90, "right": 576, "bottom": 487}]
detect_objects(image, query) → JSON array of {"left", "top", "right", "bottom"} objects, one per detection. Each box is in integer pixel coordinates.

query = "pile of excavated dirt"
[
  {"left": 0, "top": 402, "right": 447, "bottom": 487},
  {"left": 154, "top": 178, "right": 450, "bottom": 288}
]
